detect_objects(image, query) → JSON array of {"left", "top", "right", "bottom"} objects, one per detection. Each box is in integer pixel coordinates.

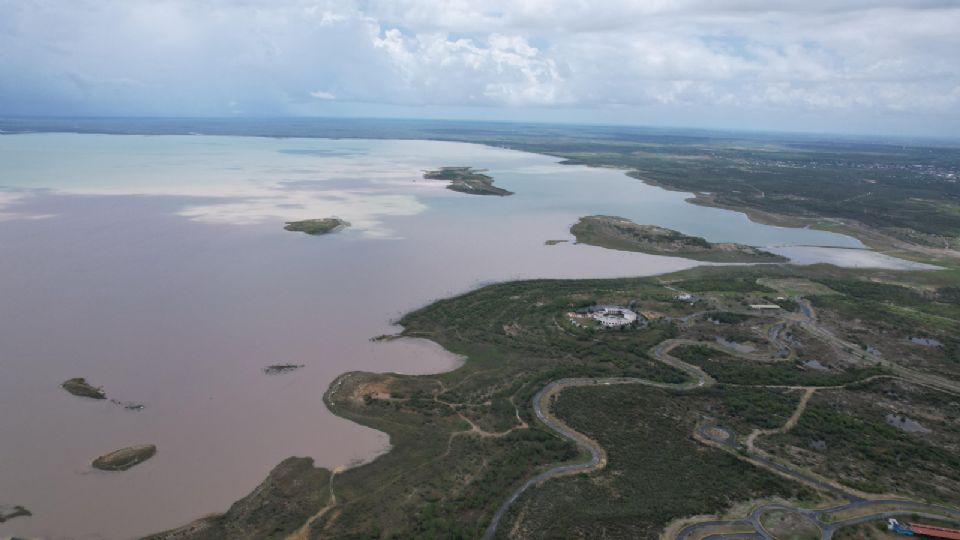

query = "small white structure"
[
  {"left": 570, "top": 305, "right": 640, "bottom": 328},
  {"left": 675, "top": 293, "right": 693, "bottom": 302},
  {"left": 749, "top": 304, "right": 781, "bottom": 310}
]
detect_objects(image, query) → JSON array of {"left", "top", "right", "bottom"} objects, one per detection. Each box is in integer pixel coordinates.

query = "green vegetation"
[
  {"left": 146, "top": 457, "right": 331, "bottom": 540},
  {"left": 671, "top": 344, "right": 884, "bottom": 386},
  {"left": 92, "top": 444, "right": 157, "bottom": 471},
  {"left": 283, "top": 218, "right": 348, "bottom": 235},
  {"left": 760, "top": 510, "right": 821, "bottom": 540},
  {"left": 702, "top": 385, "right": 801, "bottom": 431},
  {"left": 150, "top": 264, "right": 960, "bottom": 539},
  {"left": 497, "top": 385, "right": 815, "bottom": 538},
  {"left": 706, "top": 311, "right": 755, "bottom": 324},
  {"left": 61, "top": 377, "right": 106, "bottom": 399},
  {"left": 571, "top": 215, "right": 787, "bottom": 262},
  {"left": 424, "top": 166, "right": 513, "bottom": 196},
  {"left": 761, "top": 379, "right": 960, "bottom": 504}
]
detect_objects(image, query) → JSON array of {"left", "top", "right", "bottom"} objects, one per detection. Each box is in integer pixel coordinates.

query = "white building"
[{"left": 591, "top": 305, "right": 639, "bottom": 327}]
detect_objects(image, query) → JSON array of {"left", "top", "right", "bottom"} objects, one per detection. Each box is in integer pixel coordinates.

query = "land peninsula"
[
  {"left": 147, "top": 261, "right": 960, "bottom": 539},
  {"left": 283, "top": 218, "right": 349, "bottom": 235},
  {"left": 0, "top": 504, "right": 31, "bottom": 524},
  {"left": 424, "top": 167, "right": 513, "bottom": 196},
  {"left": 571, "top": 215, "right": 788, "bottom": 263}
]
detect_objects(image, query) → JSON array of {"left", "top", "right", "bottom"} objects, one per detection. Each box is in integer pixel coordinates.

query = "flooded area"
[{"left": 0, "top": 134, "right": 921, "bottom": 539}]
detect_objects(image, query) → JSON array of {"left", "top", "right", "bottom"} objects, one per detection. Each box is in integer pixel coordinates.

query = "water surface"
[{"left": 0, "top": 134, "right": 908, "bottom": 539}]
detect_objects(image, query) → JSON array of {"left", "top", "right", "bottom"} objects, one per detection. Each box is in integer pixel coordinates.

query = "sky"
[{"left": 1, "top": 0, "right": 959, "bottom": 137}]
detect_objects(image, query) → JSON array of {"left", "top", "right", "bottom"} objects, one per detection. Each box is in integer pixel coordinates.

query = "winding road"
[{"left": 481, "top": 300, "right": 960, "bottom": 540}]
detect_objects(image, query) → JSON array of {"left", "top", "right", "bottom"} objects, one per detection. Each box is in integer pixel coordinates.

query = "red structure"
[{"left": 909, "top": 523, "right": 960, "bottom": 540}]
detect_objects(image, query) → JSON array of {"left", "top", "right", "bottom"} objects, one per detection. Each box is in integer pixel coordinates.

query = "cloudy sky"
[{"left": 1, "top": 0, "right": 958, "bottom": 136}]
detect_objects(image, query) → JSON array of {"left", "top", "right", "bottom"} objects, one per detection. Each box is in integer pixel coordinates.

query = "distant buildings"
[{"left": 749, "top": 304, "right": 781, "bottom": 310}]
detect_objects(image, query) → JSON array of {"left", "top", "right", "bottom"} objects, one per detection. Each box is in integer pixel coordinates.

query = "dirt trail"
[
  {"left": 285, "top": 469, "right": 339, "bottom": 540},
  {"left": 744, "top": 387, "right": 816, "bottom": 452}
]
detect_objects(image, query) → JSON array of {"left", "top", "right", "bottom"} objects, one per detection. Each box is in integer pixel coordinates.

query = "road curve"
[
  {"left": 481, "top": 329, "right": 960, "bottom": 539},
  {"left": 482, "top": 340, "right": 713, "bottom": 539}
]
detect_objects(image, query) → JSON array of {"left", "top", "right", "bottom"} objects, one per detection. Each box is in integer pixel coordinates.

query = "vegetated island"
[
  {"left": 92, "top": 444, "right": 157, "bottom": 471},
  {"left": 571, "top": 215, "right": 788, "bottom": 263},
  {"left": 423, "top": 167, "right": 513, "bottom": 196},
  {"left": 0, "top": 504, "right": 31, "bottom": 523},
  {"left": 61, "top": 377, "right": 106, "bottom": 399},
  {"left": 284, "top": 218, "right": 349, "bottom": 236}
]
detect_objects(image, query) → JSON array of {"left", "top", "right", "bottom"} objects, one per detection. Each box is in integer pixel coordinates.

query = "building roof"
[{"left": 910, "top": 523, "right": 960, "bottom": 540}]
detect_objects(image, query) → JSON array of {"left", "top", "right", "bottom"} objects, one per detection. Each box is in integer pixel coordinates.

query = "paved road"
[
  {"left": 481, "top": 305, "right": 960, "bottom": 540},
  {"left": 481, "top": 380, "right": 604, "bottom": 540},
  {"left": 677, "top": 500, "right": 960, "bottom": 540}
]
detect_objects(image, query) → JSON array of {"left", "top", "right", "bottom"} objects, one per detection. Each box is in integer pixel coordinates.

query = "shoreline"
[{"left": 0, "top": 131, "right": 951, "bottom": 538}]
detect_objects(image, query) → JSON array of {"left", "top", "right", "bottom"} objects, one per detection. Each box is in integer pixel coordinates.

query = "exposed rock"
[
  {"left": 909, "top": 336, "right": 942, "bottom": 347},
  {"left": 61, "top": 377, "right": 106, "bottom": 399},
  {"left": 802, "top": 359, "right": 829, "bottom": 371},
  {"left": 92, "top": 444, "right": 157, "bottom": 471},
  {"left": 886, "top": 413, "right": 931, "bottom": 434}
]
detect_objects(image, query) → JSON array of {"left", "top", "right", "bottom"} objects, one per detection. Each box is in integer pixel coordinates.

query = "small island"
[
  {"left": 284, "top": 218, "right": 349, "bottom": 236},
  {"left": 423, "top": 167, "right": 513, "bottom": 196},
  {"left": 263, "top": 364, "right": 304, "bottom": 375},
  {"left": 570, "top": 215, "right": 788, "bottom": 263},
  {"left": 92, "top": 444, "right": 157, "bottom": 471},
  {"left": 61, "top": 377, "right": 106, "bottom": 399},
  {"left": 0, "top": 504, "right": 31, "bottom": 523}
]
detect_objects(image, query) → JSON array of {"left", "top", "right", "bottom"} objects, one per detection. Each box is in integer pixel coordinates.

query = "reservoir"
[{"left": 0, "top": 134, "right": 906, "bottom": 538}]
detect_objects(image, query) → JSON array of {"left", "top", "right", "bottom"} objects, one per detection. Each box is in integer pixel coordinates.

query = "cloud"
[
  {"left": 0, "top": 0, "right": 958, "bottom": 135},
  {"left": 310, "top": 90, "right": 337, "bottom": 100}
]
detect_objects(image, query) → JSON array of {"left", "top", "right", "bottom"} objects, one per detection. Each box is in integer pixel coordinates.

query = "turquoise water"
[{"left": 0, "top": 133, "right": 863, "bottom": 247}]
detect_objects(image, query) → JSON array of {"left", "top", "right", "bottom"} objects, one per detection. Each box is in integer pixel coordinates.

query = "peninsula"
[
  {"left": 571, "top": 215, "right": 788, "bottom": 263},
  {"left": 423, "top": 167, "right": 513, "bottom": 196}
]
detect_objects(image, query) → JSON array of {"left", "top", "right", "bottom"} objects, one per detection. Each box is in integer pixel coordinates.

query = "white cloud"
[
  {"left": 1, "top": 0, "right": 958, "bottom": 134},
  {"left": 310, "top": 90, "right": 337, "bottom": 100}
]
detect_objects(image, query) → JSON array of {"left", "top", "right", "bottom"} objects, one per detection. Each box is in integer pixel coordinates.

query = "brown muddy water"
[{"left": 0, "top": 134, "right": 919, "bottom": 539}]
